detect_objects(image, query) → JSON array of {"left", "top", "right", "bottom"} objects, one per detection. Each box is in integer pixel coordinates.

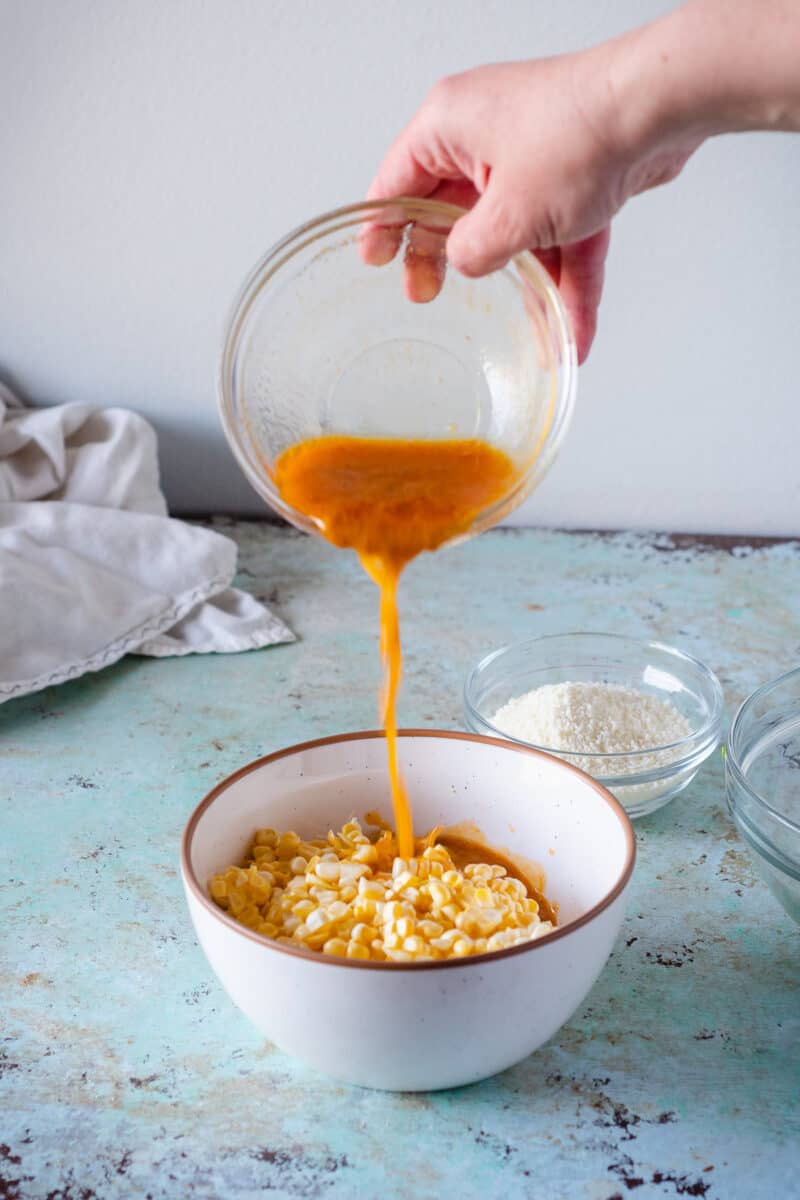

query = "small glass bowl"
[
  {"left": 726, "top": 667, "right": 800, "bottom": 923},
  {"left": 464, "top": 632, "right": 725, "bottom": 819},
  {"left": 218, "top": 198, "right": 576, "bottom": 542}
]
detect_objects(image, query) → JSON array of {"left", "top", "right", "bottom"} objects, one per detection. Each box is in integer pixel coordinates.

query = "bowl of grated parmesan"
[{"left": 464, "top": 632, "right": 724, "bottom": 818}]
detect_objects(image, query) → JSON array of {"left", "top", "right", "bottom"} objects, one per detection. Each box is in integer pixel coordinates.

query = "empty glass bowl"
[
  {"left": 218, "top": 199, "right": 576, "bottom": 540},
  {"left": 726, "top": 667, "right": 800, "bottom": 923},
  {"left": 464, "top": 632, "right": 725, "bottom": 819}
]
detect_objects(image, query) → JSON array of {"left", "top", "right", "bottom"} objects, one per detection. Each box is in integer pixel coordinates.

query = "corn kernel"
[
  {"left": 358, "top": 878, "right": 385, "bottom": 900},
  {"left": 305, "top": 909, "right": 332, "bottom": 934},
  {"left": 339, "top": 862, "right": 369, "bottom": 884},
  {"left": 382, "top": 900, "right": 405, "bottom": 924},
  {"left": 276, "top": 832, "right": 301, "bottom": 859},
  {"left": 395, "top": 916, "right": 415, "bottom": 939},
  {"left": 322, "top": 937, "right": 349, "bottom": 957},
  {"left": 427, "top": 880, "right": 450, "bottom": 908},
  {"left": 254, "top": 829, "right": 277, "bottom": 847},
  {"left": 346, "top": 941, "right": 370, "bottom": 960}
]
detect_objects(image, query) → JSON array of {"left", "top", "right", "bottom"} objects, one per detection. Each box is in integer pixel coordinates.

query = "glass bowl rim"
[
  {"left": 216, "top": 197, "right": 577, "bottom": 535},
  {"left": 463, "top": 630, "right": 725, "bottom": 783},
  {"left": 725, "top": 664, "right": 800, "bottom": 838}
]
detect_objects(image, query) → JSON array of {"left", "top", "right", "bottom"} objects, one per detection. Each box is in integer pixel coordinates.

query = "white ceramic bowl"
[{"left": 181, "top": 731, "right": 635, "bottom": 1091}]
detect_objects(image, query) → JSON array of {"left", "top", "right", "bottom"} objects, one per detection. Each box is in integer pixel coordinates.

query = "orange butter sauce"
[{"left": 273, "top": 435, "right": 517, "bottom": 859}]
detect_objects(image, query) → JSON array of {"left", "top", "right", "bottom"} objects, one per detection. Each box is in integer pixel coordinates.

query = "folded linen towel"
[{"left": 0, "top": 383, "right": 293, "bottom": 703}]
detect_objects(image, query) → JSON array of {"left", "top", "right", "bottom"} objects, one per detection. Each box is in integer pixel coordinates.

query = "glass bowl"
[
  {"left": 725, "top": 667, "right": 800, "bottom": 923},
  {"left": 218, "top": 198, "right": 576, "bottom": 540},
  {"left": 464, "top": 632, "right": 725, "bottom": 819}
]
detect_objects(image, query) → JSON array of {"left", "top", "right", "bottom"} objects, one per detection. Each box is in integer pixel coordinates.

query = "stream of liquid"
[{"left": 274, "top": 435, "right": 517, "bottom": 859}]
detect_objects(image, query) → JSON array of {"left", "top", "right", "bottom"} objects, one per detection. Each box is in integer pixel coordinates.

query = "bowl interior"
[
  {"left": 185, "top": 731, "right": 634, "bottom": 939},
  {"left": 729, "top": 667, "right": 800, "bottom": 835},
  {"left": 218, "top": 199, "right": 575, "bottom": 538},
  {"left": 466, "top": 633, "right": 722, "bottom": 768}
]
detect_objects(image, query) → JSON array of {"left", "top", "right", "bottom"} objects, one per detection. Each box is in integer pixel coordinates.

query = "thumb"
[{"left": 446, "top": 176, "right": 539, "bottom": 277}]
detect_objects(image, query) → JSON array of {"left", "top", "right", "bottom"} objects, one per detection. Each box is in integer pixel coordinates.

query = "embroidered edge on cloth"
[{"left": 0, "top": 571, "right": 231, "bottom": 703}]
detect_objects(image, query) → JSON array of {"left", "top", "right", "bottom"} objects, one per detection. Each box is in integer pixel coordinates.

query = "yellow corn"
[
  {"left": 208, "top": 817, "right": 555, "bottom": 962},
  {"left": 394, "top": 915, "right": 415, "bottom": 939},
  {"left": 427, "top": 880, "right": 451, "bottom": 908},
  {"left": 253, "top": 829, "right": 277, "bottom": 847},
  {"left": 322, "top": 937, "right": 349, "bottom": 957}
]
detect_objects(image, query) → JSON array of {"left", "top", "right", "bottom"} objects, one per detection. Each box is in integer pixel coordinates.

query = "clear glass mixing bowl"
[
  {"left": 464, "top": 632, "right": 725, "bottom": 819},
  {"left": 218, "top": 199, "right": 576, "bottom": 539},
  {"left": 726, "top": 666, "right": 800, "bottom": 923}
]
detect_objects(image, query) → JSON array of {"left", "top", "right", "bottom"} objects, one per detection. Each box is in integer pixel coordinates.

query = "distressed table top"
[{"left": 2, "top": 524, "right": 799, "bottom": 1200}]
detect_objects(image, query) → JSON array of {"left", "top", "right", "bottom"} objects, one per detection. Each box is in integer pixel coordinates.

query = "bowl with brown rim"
[{"left": 181, "top": 730, "right": 635, "bottom": 1090}]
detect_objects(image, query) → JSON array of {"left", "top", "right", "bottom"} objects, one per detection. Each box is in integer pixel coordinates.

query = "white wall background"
[{"left": 1, "top": 0, "right": 798, "bottom": 533}]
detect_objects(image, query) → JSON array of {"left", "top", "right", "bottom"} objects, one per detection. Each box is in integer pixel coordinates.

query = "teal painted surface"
[{"left": 2, "top": 525, "right": 799, "bottom": 1200}]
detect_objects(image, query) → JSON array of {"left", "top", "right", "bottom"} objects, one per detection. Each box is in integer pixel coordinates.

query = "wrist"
[
  {"left": 609, "top": 1, "right": 800, "bottom": 148},
  {"left": 604, "top": 20, "right": 712, "bottom": 162}
]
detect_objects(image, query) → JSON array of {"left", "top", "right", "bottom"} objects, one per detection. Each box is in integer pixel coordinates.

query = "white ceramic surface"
[{"left": 181, "top": 731, "right": 635, "bottom": 1091}]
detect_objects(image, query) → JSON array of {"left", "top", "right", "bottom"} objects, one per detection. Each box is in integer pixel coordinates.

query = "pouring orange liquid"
[
  {"left": 274, "top": 435, "right": 517, "bottom": 859},
  {"left": 272, "top": 436, "right": 515, "bottom": 859}
]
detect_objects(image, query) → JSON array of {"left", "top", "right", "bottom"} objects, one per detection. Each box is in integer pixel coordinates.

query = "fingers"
[
  {"left": 555, "top": 228, "right": 611, "bottom": 364},
  {"left": 360, "top": 130, "right": 442, "bottom": 268},
  {"left": 401, "top": 180, "right": 479, "bottom": 302},
  {"left": 358, "top": 211, "right": 407, "bottom": 268},
  {"left": 360, "top": 179, "right": 481, "bottom": 301},
  {"left": 367, "top": 126, "right": 441, "bottom": 204},
  {"left": 534, "top": 246, "right": 561, "bottom": 287},
  {"left": 445, "top": 175, "right": 535, "bottom": 276},
  {"left": 358, "top": 130, "right": 459, "bottom": 271},
  {"left": 361, "top": 90, "right": 471, "bottom": 274},
  {"left": 403, "top": 222, "right": 447, "bottom": 302}
]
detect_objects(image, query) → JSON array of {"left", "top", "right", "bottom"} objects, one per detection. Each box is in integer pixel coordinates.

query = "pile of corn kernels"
[{"left": 209, "top": 817, "right": 554, "bottom": 962}]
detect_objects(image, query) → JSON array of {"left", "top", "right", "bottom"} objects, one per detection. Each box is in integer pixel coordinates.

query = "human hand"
[{"left": 364, "top": 52, "right": 700, "bottom": 362}]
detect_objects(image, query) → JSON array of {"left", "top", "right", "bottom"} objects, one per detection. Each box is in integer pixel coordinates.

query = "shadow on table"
[{"left": 0, "top": 657, "right": 145, "bottom": 738}]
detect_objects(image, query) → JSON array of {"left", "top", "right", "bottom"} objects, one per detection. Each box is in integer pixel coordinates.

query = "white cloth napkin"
[{"left": 0, "top": 384, "right": 294, "bottom": 703}]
